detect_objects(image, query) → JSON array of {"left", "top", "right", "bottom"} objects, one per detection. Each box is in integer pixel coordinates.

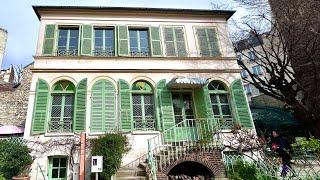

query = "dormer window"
[
  {"left": 57, "top": 27, "right": 79, "bottom": 56},
  {"left": 129, "top": 28, "right": 150, "bottom": 57}
]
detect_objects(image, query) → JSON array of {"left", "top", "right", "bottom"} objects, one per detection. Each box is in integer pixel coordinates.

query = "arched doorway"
[{"left": 168, "top": 161, "right": 214, "bottom": 180}]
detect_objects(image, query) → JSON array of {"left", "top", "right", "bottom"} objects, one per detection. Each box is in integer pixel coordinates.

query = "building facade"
[
  {"left": 24, "top": 6, "right": 254, "bottom": 179},
  {"left": 0, "top": 27, "right": 8, "bottom": 69},
  {"left": 235, "top": 34, "right": 267, "bottom": 101}
]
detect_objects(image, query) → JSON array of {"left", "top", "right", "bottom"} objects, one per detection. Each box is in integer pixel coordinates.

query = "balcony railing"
[
  {"left": 130, "top": 50, "right": 150, "bottom": 57},
  {"left": 48, "top": 120, "right": 72, "bottom": 133},
  {"left": 93, "top": 49, "right": 115, "bottom": 57},
  {"left": 56, "top": 49, "right": 79, "bottom": 56}
]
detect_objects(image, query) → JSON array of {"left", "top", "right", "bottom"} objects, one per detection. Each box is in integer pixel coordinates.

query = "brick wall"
[
  {"left": 0, "top": 65, "right": 32, "bottom": 126},
  {"left": 156, "top": 150, "right": 226, "bottom": 179}
]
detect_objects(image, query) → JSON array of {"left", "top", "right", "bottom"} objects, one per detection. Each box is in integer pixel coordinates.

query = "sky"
[{"left": 0, "top": 0, "right": 245, "bottom": 69}]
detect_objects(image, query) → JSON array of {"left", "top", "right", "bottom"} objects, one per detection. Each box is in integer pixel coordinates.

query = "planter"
[{"left": 12, "top": 176, "right": 30, "bottom": 180}]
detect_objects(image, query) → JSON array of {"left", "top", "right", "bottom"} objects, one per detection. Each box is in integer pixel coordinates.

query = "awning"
[
  {"left": 167, "top": 77, "right": 208, "bottom": 88},
  {"left": 0, "top": 125, "right": 24, "bottom": 135}
]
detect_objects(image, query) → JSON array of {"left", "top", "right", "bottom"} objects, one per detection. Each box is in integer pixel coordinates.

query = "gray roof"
[{"left": 33, "top": 6, "right": 235, "bottom": 20}]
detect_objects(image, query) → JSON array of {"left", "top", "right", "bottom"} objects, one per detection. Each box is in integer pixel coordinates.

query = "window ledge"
[
  {"left": 131, "top": 130, "right": 160, "bottom": 135},
  {"left": 44, "top": 132, "right": 74, "bottom": 137},
  {"left": 220, "top": 129, "right": 233, "bottom": 133}
]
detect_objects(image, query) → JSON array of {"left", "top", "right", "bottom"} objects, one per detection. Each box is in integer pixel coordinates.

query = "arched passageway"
[{"left": 168, "top": 161, "right": 214, "bottom": 180}]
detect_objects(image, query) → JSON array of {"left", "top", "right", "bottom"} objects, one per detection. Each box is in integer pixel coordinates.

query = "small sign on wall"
[{"left": 91, "top": 156, "right": 103, "bottom": 173}]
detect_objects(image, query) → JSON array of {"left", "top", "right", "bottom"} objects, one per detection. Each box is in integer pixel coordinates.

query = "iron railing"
[
  {"left": 147, "top": 118, "right": 222, "bottom": 178},
  {"left": 93, "top": 49, "right": 115, "bottom": 57},
  {"left": 130, "top": 50, "right": 150, "bottom": 57},
  {"left": 48, "top": 120, "right": 72, "bottom": 133},
  {"left": 56, "top": 49, "right": 78, "bottom": 56}
]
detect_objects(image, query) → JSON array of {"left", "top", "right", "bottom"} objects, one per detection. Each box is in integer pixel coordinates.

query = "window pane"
[
  {"left": 144, "top": 95, "right": 153, "bottom": 104},
  {"left": 59, "top": 168, "right": 67, "bottom": 178},
  {"left": 221, "top": 105, "right": 231, "bottom": 116},
  {"left": 133, "top": 104, "right": 142, "bottom": 116},
  {"left": 210, "top": 94, "right": 218, "bottom": 104},
  {"left": 52, "top": 95, "right": 62, "bottom": 105},
  {"left": 51, "top": 106, "right": 62, "bottom": 117},
  {"left": 60, "top": 158, "right": 67, "bottom": 167},
  {"left": 69, "top": 29, "right": 79, "bottom": 38},
  {"left": 52, "top": 169, "right": 59, "bottom": 178},
  {"left": 219, "top": 94, "right": 228, "bottom": 104},
  {"left": 95, "top": 29, "right": 103, "bottom": 38},
  {"left": 53, "top": 158, "right": 60, "bottom": 167},
  {"left": 64, "top": 95, "right": 74, "bottom": 106},
  {"left": 64, "top": 106, "right": 73, "bottom": 117},
  {"left": 144, "top": 105, "right": 154, "bottom": 117},
  {"left": 212, "top": 105, "right": 220, "bottom": 116},
  {"left": 132, "top": 95, "right": 141, "bottom": 104},
  {"left": 95, "top": 37, "right": 103, "bottom": 49}
]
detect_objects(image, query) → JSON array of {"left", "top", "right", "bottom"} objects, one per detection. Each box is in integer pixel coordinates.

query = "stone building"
[
  {"left": 0, "top": 27, "right": 8, "bottom": 69},
  {"left": 24, "top": 6, "right": 254, "bottom": 179},
  {"left": 0, "top": 63, "right": 32, "bottom": 134}
]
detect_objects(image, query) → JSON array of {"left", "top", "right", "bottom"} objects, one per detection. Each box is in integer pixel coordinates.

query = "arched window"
[
  {"left": 49, "top": 80, "right": 75, "bottom": 132},
  {"left": 131, "top": 80, "right": 155, "bottom": 130},
  {"left": 90, "top": 79, "right": 116, "bottom": 132},
  {"left": 208, "top": 80, "right": 233, "bottom": 128}
]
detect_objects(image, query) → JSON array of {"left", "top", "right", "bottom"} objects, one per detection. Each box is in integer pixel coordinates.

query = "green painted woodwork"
[
  {"left": 196, "top": 27, "right": 221, "bottom": 57},
  {"left": 43, "top": 24, "right": 56, "bottom": 55},
  {"left": 163, "top": 27, "right": 187, "bottom": 57},
  {"left": 74, "top": 79, "right": 87, "bottom": 132},
  {"left": 231, "top": 79, "right": 254, "bottom": 128},
  {"left": 48, "top": 156, "right": 67, "bottom": 180},
  {"left": 119, "top": 79, "right": 132, "bottom": 131},
  {"left": 132, "top": 81, "right": 153, "bottom": 93},
  {"left": 90, "top": 79, "right": 116, "bottom": 132},
  {"left": 31, "top": 79, "right": 49, "bottom": 134},
  {"left": 150, "top": 26, "right": 162, "bottom": 56},
  {"left": 156, "top": 80, "right": 175, "bottom": 132},
  {"left": 81, "top": 25, "right": 92, "bottom": 56},
  {"left": 194, "top": 86, "right": 214, "bottom": 119},
  {"left": 172, "top": 92, "right": 197, "bottom": 141},
  {"left": 118, "top": 26, "right": 129, "bottom": 56}
]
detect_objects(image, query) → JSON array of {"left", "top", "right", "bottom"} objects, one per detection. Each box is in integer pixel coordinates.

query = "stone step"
[
  {"left": 114, "top": 176, "right": 146, "bottom": 180},
  {"left": 116, "top": 169, "right": 146, "bottom": 177}
]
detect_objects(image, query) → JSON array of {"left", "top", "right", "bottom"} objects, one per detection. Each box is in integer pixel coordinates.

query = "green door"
[{"left": 172, "top": 93, "right": 198, "bottom": 141}]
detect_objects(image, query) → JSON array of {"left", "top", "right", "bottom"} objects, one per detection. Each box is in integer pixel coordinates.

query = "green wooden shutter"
[
  {"left": 174, "top": 27, "right": 187, "bottom": 57},
  {"left": 231, "top": 79, "right": 254, "bottom": 128},
  {"left": 32, "top": 79, "right": 49, "bottom": 134},
  {"left": 194, "top": 86, "right": 214, "bottom": 119},
  {"left": 91, "top": 80, "right": 116, "bottom": 132},
  {"left": 163, "top": 27, "right": 176, "bottom": 56},
  {"left": 119, "top": 79, "right": 132, "bottom": 131},
  {"left": 74, "top": 78, "right": 87, "bottom": 132},
  {"left": 196, "top": 27, "right": 221, "bottom": 57},
  {"left": 206, "top": 28, "right": 221, "bottom": 57},
  {"left": 43, "top": 24, "right": 56, "bottom": 55},
  {"left": 156, "top": 79, "right": 175, "bottom": 131},
  {"left": 196, "top": 28, "right": 210, "bottom": 57},
  {"left": 118, "top": 26, "right": 129, "bottom": 56},
  {"left": 150, "top": 26, "right": 162, "bottom": 57},
  {"left": 81, "top": 25, "right": 92, "bottom": 56},
  {"left": 91, "top": 80, "right": 104, "bottom": 132}
]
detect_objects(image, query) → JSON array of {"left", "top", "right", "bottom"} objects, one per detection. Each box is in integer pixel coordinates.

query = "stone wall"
[{"left": 0, "top": 64, "right": 32, "bottom": 126}]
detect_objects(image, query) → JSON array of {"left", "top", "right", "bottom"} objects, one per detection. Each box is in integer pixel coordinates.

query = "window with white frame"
[
  {"left": 252, "top": 65, "right": 263, "bottom": 75},
  {"left": 240, "top": 70, "right": 248, "bottom": 78},
  {"left": 93, "top": 27, "right": 115, "bottom": 56},
  {"left": 248, "top": 51, "right": 257, "bottom": 61},
  {"left": 244, "top": 84, "right": 252, "bottom": 95},
  {"left": 57, "top": 27, "right": 79, "bottom": 56}
]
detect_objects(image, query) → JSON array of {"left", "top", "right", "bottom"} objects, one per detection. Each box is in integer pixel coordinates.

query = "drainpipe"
[{"left": 79, "top": 133, "right": 86, "bottom": 180}]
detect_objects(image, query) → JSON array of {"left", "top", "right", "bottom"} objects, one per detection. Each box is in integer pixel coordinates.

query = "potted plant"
[{"left": 0, "top": 139, "right": 32, "bottom": 180}]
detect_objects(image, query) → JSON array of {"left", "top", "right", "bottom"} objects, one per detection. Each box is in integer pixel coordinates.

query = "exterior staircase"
[
  {"left": 121, "top": 118, "right": 222, "bottom": 179},
  {"left": 114, "top": 165, "right": 148, "bottom": 180}
]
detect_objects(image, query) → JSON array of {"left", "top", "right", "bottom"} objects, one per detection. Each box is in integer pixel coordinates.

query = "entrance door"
[{"left": 172, "top": 92, "right": 197, "bottom": 141}]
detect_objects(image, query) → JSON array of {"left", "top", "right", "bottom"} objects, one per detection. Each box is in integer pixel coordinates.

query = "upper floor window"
[
  {"left": 163, "top": 27, "right": 187, "bottom": 57},
  {"left": 252, "top": 65, "right": 263, "bottom": 75},
  {"left": 93, "top": 27, "right": 115, "bottom": 56},
  {"left": 196, "top": 27, "right": 221, "bottom": 57},
  {"left": 57, "top": 27, "right": 79, "bottom": 56},
  {"left": 240, "top": 70, "right": 248, "bottom": 78},
  {"left": 129, "top": 28, "right": 150, "bottom": 57},
  {"left": 208, "top": 80, "right": 233, "bottom": 129},
  {"left": 248, "top": 51, "right": 257, "bottom": 61},
  {"left": 131, "top": 81, "right": 155, "bottom": 130},
  {"left": 49, "top": 81, "right": 75, "bottom": 133},
  {"left": 237, "top": 54, "right": 242, "bottom": 61},
  {"left": 244, "top": 84, "right": 252, "bottom": 95}
]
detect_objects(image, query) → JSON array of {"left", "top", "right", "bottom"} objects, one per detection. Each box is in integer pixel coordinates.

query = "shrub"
[
  {"left": 0, "top": 139, "right": 32, "bottom": 179},
  {"left": 91, "top": 134, "right": 129, "bottom": 179}
]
